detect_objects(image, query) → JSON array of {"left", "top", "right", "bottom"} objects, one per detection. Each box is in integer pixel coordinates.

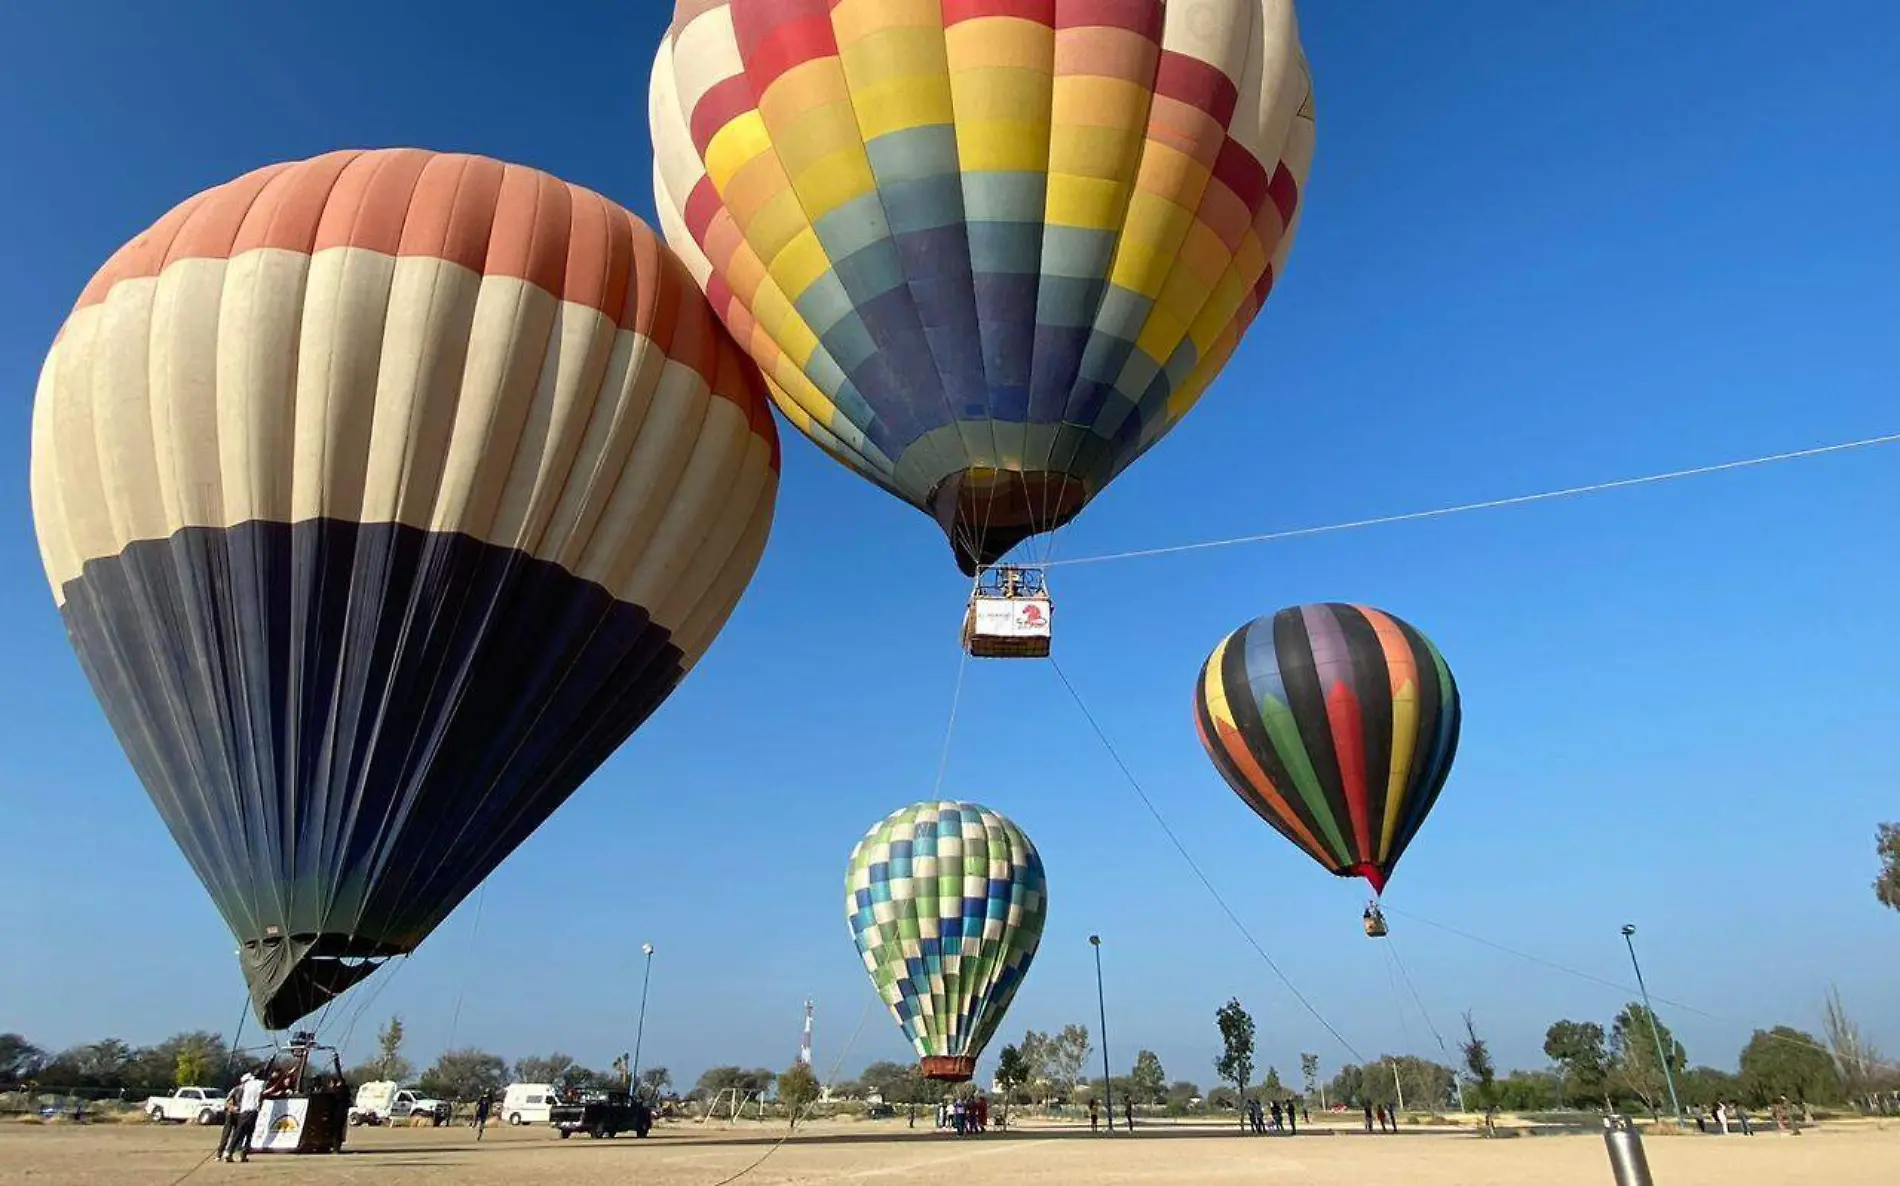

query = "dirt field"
[{"left": 5, "top": 1115, "right": 1897, "bottom": 1185}]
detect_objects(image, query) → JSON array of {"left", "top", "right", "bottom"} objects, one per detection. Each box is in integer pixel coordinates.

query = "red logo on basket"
[{"left": 1018, "top": 604, "right": 1045, "bottom": 626}]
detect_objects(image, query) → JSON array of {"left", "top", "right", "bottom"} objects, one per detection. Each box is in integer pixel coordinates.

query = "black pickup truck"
[{"left": 549, "top": 1089, "right": 652, "bottom": 1139}]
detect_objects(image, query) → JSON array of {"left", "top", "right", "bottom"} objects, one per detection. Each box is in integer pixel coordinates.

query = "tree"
[
  {"left": 1493, "top": 1069, "right": 1562, "bottom": 1111},
  {"left": 858, "top": 1061, "right": 913, "bottom": 1104},
  {"left": 1327, "top": 1063, "right": 1366, "bottom": 1107},
  {"left": 167, "top": 1033, "right": 227, "bottom": 1088},
  {"left": 1214, "top": 998, "right": 1255, "bottom": 1128},
  {"left": 421, "top": 1048, "right": 509, "bottom": 1101},
  {"left": 1016, "top": 1030, "right": 1053, "bottom": 1104},
  {"left": 514, "top": 1053, "right": 578, "bottom": 1085},
  {"left": 1609, "top": 1004, "right": 1686, "bottom": 1117},
  {"left": 1678, "top": 1066, "right": 1743, "bottom": 1109},
  {"left": 0, "top": 1034, "right": 44, "bottom": 1083},
  {"left": 640, "top": 1067, "right": 673, "bottom": 1098},
  {"left": 375, "top": 1016, "right": 411, "bottom": 1084},
  {"left": 1300, "top": 1053, "right": 1320, "bottom": 1103},
  {"left": 1165, "top": 1080, "right": 1202, "bottom": 1116},
  {"left": 1045, "top": 1025, "right": 1091, "bottom": 1098},
  {"left": 1460, "top": 1011, "right": 1498, "bottom": 1134},
  {"left": 1544, "top": 1020, "right": 1611, "bottom": 1108},
  {"left": 696, "top": 1066, "right": 779, "bottom": 1099},
  {"left": 1129, "top": 1050, "right": 1166, "bottom": 1105},
  {"left": 994, "top": 1045, "right": 1030, "bottom": 1124},
  {"left": 1822, "top": 984, "right": 1885, "bottom": 1110},
  {"left": 1261, "top": 1066, "right": 1285, "bottom": 1095},
  {"left": 1874, "top": 822, "right": 1900, "bottom": 912},
  {"left": 778, "top": 1061, "right": 820, "bottom": 1127},
  {"left": 1739, "top": 1027, "right": 1843, "bottom": 1108}
]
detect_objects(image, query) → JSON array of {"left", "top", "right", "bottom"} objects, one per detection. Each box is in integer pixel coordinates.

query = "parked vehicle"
[
  {"left": 501, "top": 1082, "right": 557, "bottom": 1126},
  {"left": 143, "top": 1087, "right": 227, "bottom": 1125},
  {"left": 347, "top": 1080, "right": 450, "bottom": 1126},
  {"left": 549, "top": 1089, "right": 652, "bottom": 1139}
]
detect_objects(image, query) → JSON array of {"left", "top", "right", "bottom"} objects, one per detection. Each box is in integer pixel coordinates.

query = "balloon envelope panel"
[
  {"left": 1193, "top": 604, "right": 1460, "bottom": 893},
  {"left": 846, "top": 801, "right": 1047, "bottom": 1077},
  {"left": 652, "top": 0, "right": 1316, "bottom": 571},
  {"left": 30, "top": 149, "right": 780, "bottom": 1028}
]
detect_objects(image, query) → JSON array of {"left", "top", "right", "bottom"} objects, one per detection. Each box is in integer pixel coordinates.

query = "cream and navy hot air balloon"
[
  {"left": 845, "top": 801, "right": 1047, "bottom": 1081},
  {"left": 29, "top": 149, "right": 780, "bottom": 1028},
  {"left": 652, "top": 0, "right": 1317, "bottom": 573}
]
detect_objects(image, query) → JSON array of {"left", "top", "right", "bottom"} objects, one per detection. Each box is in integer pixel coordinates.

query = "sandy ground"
[{"left": 5, "top": 1115, "right": 1898, "bottom": 1185}]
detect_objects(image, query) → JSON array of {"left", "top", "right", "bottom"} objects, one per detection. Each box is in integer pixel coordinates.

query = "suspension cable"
[
  {"left": 1045, "top": 431, "right": 1900, "bottom": 568},
  {"left": 1047, "top": 656, "right": 1365, "bottom": 1063}
]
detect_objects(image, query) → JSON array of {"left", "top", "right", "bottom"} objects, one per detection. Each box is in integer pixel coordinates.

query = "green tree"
[
  {"left": 168, "top": 1033, "right": 227, "bottom": 1088},
  {"left": 1874, "top": 822, "right": 1900, "bottom": 912},
  {"left": 639, "top": 1066, "right": 672, "bottom": 1099},
  {"left": 857, "top": 1061, "right": 912, "bottom": 1104},
  {"left": 1164, "top": 1080, "right": 1202, "bottom": 1116},
  {"left": 1214, "top": 998, "right": 1255, "bottom": 1128},
  {"left": 1327, "top": 1063, "right": 1366, "bottom": 1107},
  {"left": 1609, "top": 1004, "right": 1686, "bottom": 1117},
  {"left": 1678, "top": 1066, "right": 1743, "bottom": 1108},
  {"left": 0, "top": 1034, "right": 44, "bottom": 1082},
  {"left": 1492, "top": 1070, "right": 1562, "bottom": 1111},
  {"left": 1261, "top": 1065, "right": 1285, "bottom": 1095},
  {"left": 1544, "top": 1020, "right": 1611, "bottom": 1108},
  {"left": 375, "top": 1016, "right": 410, "bottom": 1083},
  {"left": 421, "top": 1048, "right": 509, "bottom": 1101},
  {"left": 1460, "top": 1011, "right": 1498, "bottom": 1134},
  {"left": 1299, "top": 1053, "right": 1320, "bottom": 1101},
  {"left": 1129, "top": 1050, "right": 1166, "bottom": 1104},
  {"left": 777, "top": 1061, "right": 821, "bottom": 1128},
  {"left": 994, "top": 1045, "right": 1030, "bottom": 1124},
  {"left": 1045, "top": 1025, "right": 1091, "bottom": 1098},
  {"left": 1739, "top": 1027, "right": 1843, "bottom": 1107},
  {"left": 513, "top": 1053, "right": 577, "bottom": 1084},
  {"left": 1016, "top": 1030, "right": 1053, "bottom": 1104}
]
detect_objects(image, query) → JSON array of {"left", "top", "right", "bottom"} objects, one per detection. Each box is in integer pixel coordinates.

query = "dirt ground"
[{"left": 5, "top": 1115, "right": 1897, "bottom": 1185}]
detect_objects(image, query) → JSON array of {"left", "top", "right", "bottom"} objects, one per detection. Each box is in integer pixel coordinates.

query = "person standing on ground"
[
  {"left": 474, "top": 1092, "right": 491, "bottom": 1140},
  {"left": 1124, "top": 1099, "right": 1134, "bottom": 1132},
  {"left": 214, "top": 1081, "right": 243, "bottom": 1161},
  {"left": 1088, "top": 1097, "right": 1099, "bottom": 1133},
  {"left": 1270, "top": 1099, "right": 1282, "bottom": 1131},
  {"left": 1363, "top": 1099, "right": 1374, "bottom": 1132},
  {"left": 1736, "top": 1103, "right": 1752, "bottom": 1135},
  {"left": 1286, "top": 1098, "right": 1298, "bottom": 1135},
  {"left": 225, "top": 1071, "right": 265, "bottom": 1162}
]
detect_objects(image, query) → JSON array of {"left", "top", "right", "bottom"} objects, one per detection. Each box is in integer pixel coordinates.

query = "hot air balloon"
[
  {"left": 845, "top": 801, "right": 1047, "bottom": 1081},
  {"left": 650, "top": 0, "right": 1316, "bottom": 576},
  {"left": 29, "top": 149, "right": 781, "bottom": 1029},
  {"left": 1193, "top": 605, "right": 1460, "bottom": 935}
]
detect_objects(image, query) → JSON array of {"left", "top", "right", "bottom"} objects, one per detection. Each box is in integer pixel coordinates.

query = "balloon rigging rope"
[
  {"left": 1384, "top": 935, "right": 1448, "bottom": 1054},
  {"left": 444, "top": 883, "right": 489, "bottom": 1053},
  {"left": 1382, "top": 905, "right": 1900, "bottom": 1075},
  {"left": 703, "top": 995, "right": 879, "bottom": 1186},
  {"left": 1047, "top": 655, "right": 1366, "bottom": 1064},
  {"left": 1042, "top": 430, "right": 1900, "bottom": 569}
]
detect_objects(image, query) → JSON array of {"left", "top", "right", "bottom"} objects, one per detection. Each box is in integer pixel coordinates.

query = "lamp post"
[
  {"left": 632, "top": 942, "right": 655, "bottom": 1089},
  {"left": 1619, "top": 925, "right": 1681, "bottom": 1122},
  {"left": 1090, "top": 935, "right": 1112, "bottom": 1135}
]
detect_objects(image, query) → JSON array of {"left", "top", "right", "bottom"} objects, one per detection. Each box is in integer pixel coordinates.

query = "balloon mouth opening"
[
  {"left": 930, "top": 469, "right": 1087, "bottom": 576},
  {"left": 1346, "top": 864, "right": 1388, "bottom": 895},
  {"left": 240, "top": 932, "right": 405, "bottom": 1030},
  {"left": 920, "top": 1056, "right": 977, "bottom": 1082}
]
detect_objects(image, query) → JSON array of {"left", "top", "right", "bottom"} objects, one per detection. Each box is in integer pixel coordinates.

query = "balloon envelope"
[
  {"left": 30, "top": 149, "right": 780, "bottom": 1028},
  {"left": 652, "top": 0, "right": 1316, "bottom": 573},
  {"left": 1193, "top": 604, "right": 1460, "bottom": 893},
  {"left": 845, "top": 801, "right": 1047, "bottom": 1081}
]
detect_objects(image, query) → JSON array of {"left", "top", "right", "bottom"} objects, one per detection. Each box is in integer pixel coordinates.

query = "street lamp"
[
  {"left": 1090, "top": 935, "right": 1112, "bottom": 1135},
  {"left": 1619, "top": 925, "right": 1681, "bottom": 1122},
  {"left": 632, "top": 942, "right": 655, "bottom": 1090}
]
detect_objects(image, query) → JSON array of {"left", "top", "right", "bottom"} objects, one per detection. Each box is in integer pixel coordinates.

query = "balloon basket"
[{"left": 920, "top": 1056, "right": 976, "bottom": 1082}]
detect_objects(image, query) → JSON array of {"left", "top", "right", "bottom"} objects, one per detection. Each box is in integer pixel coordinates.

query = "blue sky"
[{"left": 3, "top": 1, "right": 1897, "bottom": 1093}]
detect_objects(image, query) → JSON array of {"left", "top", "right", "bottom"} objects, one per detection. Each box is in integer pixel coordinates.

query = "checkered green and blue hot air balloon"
[{"left": 845, "top": 802, "right": 1048, "bottom": 1082}]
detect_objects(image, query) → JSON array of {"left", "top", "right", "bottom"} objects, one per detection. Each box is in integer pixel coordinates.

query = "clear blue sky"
[{"left": 3, "top": 1, "right": 1897, "bottom": 1093}]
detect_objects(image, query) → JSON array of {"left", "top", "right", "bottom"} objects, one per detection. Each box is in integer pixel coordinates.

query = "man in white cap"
[{"left": 225, "top": 1070, "right": 266, "bottom": 1162}]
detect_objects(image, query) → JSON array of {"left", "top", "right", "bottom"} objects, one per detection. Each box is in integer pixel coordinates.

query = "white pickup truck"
[
  {"left": 143, "top": 1087, "right": 228, "bottom": 1125},
  {"left": 347, "top": 1080, "right": 451, "bottom": 1126}
]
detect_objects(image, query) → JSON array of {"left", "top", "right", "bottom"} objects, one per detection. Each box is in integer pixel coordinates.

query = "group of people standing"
[
  {"left": 1363, "top": 1100, "right": 1401, "bottom": 1133},
  {"left": 1086, "top": 1097, "right": 1136, "bottom": 1132},
  {"left": 935, "top": 1094, "right": 990, "bottom": 1134},
  {"left": 1246, "top": 1097, "right": 1305, "bottom": 1134},
  {"left": 213, "top": 1064, "right": 295, "bottom": 1163}
]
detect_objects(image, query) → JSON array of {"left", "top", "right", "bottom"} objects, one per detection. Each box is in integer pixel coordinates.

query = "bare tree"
[
  {"left": 1876, "top": 823, "right": 1900, "bottom": 913},
  {"left": 1822, "top": 984, "right": 1886, "bottom": 1111}
]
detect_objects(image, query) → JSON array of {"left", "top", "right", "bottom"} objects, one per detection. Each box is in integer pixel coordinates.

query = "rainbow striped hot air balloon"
[
  {"left": 651, "top": 0, "right": 1317, "bottom": 574},
  {"left": 1193, "top": 604, "right": 1461, "bottom": 898},
  {"left": 30, "top": 149, "right": 779, "bottom": 1029},
  {"left": 846, "top": 801, "right": 1048, "bottom": 1082}
]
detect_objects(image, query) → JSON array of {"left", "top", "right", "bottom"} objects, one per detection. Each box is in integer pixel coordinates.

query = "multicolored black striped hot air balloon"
[
  {"left": 29, "top": 149, "right": 780, "bottom": 1029},
  {"left": 650, "top": 0, "right": 1317, "bottom": 574},
  {"left": 846, "top": 802, "right": 1048, "bottom": 1082},
  {"left": 1193, "top": 605, "right": 1461, "bottom": 924}
]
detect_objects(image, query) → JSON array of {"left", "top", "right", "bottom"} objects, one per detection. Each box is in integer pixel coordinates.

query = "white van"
[{"left": 501, "top": 1083, "right": 558, "bottom": 1126}]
